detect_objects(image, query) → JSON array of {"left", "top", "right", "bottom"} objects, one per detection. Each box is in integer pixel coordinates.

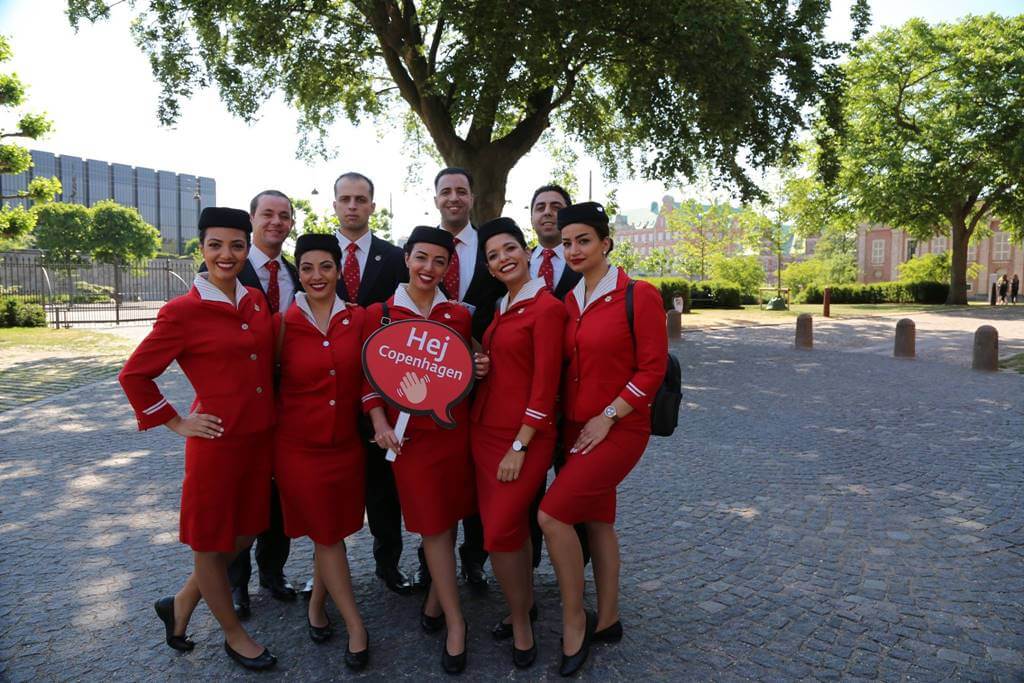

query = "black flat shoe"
[
  {"left": 512, "top": 623, "right": 537, "bottom": 669},
  {"left": 441, "top": 624, "right": 468, "bottom": 675},
  {"left": 558, "top": 610, "right": 596, "bottom": 677},
  {"left": 460, "top": 561, "right": 489, "bottom": 590},
  {"left": 154, "top": 596, "right": 194, "bottom": 652},
  {"left": 491, "top": 604, "right": 538, "bottom": 641},
  {"left": 300, "top": 577, "right": 314, "bottom": 601},
  {"left": 307, "top": 612, "right": 334, "bottom": 644},
  {"left": 223, "top": 641, "right": 277, "bottom": 671},
  {"left": 593, "top": 620, "right": 622, "bottom": 643},
  {"left": 421, "top": 592, "right": 445, "bottom": 634},
  {"left": 231, "top": 586, "right": 251, "bottom": 621},
  {"left": 259, "top": 573, "right": 297, "bottom": 601},
  {"left": 344, "top": 629, "right": 370, "bottom": 671},
  {"left": 376, "top": 565, "right": 414, "bottom": 596}
]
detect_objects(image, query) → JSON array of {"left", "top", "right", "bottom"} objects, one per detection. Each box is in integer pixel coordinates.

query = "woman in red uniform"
[
  {"left": 362, "top": 226, "right": 487, "bottom": 675},
  {"left": 470, "top": 218, "right": 566, "bottom": 668},
  {"left": 538, "top": 202, "right": 667, "bottom": 676},
  {"left": 273, "top": 234, "right": 369, "bottom": 670},
  {"left": 118, "top": 207, "right": 278, "bottom": 671}
]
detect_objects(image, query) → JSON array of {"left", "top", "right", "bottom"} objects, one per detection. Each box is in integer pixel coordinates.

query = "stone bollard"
[
  {"left": 972, "top": 325, "right": 999, "bottom": 371},
  {"left": 894, "top": 318, "right": 916, "bottom": 358},
  {"left": 666, "top": 310, "right": 682, "bottom": 339},
  {"left": 795, "top": 313, "right": 813, "bottom": 350},
  {"left": 823, "top": 287, "right": 831, "bottom": 318}
]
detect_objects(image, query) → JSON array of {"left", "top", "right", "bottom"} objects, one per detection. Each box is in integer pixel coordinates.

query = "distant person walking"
[
  {"left": 1011, "top": 274, "right": 1019, "bottom": 305},
  {"left": 998, "top": 275, "right": 1009, "bottom": 304}
]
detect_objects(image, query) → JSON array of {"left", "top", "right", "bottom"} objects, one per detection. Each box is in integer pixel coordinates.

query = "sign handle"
[{"left": 385, "top": 412, "right": 410, "bottom": 462}]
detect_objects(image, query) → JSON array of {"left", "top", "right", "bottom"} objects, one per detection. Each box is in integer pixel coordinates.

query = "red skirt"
[
  {"left": 180, "top": 430, "right": 273, "bottom": 552},
  {"left": 274, "top": 433, "right": 366, "bottom": 546},
  {"left": 471, "top": 425, "right": 554, "bottom": 552},
  {"left": 393, "top": 425, "right": 475, "bottom": 536},
  {"left": 539, "top": 420, "right": 649, "bottom": 525}
]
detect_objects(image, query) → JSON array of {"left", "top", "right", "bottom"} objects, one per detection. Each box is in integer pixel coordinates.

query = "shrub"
[
  {"left": 797, "top": 281, "right": 949, "bottom": 304},
  {"left": 690, "top": 279, "right": 742, "bottom": 308},
  {"left": 639, "top": 277, "right": 690, "bottom": 310},
  {"left": 0, "top": 298, "right": 46, "bottom": 327},
  {"left": 71, "top": 281, "right": 115, "bottom": 303}
]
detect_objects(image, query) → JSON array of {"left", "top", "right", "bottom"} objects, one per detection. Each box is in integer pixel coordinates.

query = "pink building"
[{"left": 857, "top": 219, "right": 1023, "bottom": 297}]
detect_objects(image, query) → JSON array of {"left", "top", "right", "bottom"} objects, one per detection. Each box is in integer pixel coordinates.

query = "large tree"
[
  {"left": 89, "top": 200, "right": 162, "bottom": 264},
  {"left": 822, "top": 15, "right": 1024, "bottom": 305},
  {"left": 67, "top": 0, "right": 853, "bottom": 221}
]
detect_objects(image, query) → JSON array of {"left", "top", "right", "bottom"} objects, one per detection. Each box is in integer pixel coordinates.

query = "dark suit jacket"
[
  {"left": 198, "top": 254, "right": 300, "bottom": 304},
  {"left": 438, "top": 225, "right": 505, "bottom": 341},
  {"left": 336, "top": 234, "right": 408, "bottom": 307},
  {"left": 532, "top": 246, "right": 582, "bottom": 301}
]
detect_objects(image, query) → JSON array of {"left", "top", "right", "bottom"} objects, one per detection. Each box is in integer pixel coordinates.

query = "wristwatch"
[
  {"left": 512, "top": 439, "right": 528, "bottom": 453},
  {"left": 603, "top": 405, "right": 619, "bottom": 421}
]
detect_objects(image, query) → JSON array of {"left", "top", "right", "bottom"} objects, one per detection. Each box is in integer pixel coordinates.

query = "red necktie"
[
  {"left": 444, "top": 237, "right": 461, "bottom": 300},
  {"left": 344, "top": 243, "right": 361, "bottom": 302},
  {"left": 265, "top": 260, "right": 280, "bottom": 313},
  {"left": 539, "top": 248, "right": 555, "bottom": 290}
]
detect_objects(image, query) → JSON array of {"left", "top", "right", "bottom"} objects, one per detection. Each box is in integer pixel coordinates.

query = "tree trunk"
[
  {"left": 947, "top": 215, "right": 970, "bottom": 305},
  {"left": 439, "top": 146, "right": 516, "bottom": 225}
]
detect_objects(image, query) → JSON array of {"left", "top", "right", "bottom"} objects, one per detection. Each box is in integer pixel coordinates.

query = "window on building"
[
  {"left": 907, "top": 239, "right": 917, "bottom": 259},
  {"left": 967, "top": 242, "right": 977, "bottom": 262},
  {"left": 871, "top": 239, "right": 885, "bottom": 265},
  {"left": 934, "top": 237, "right": 947, "bottom": 253},
  {"left": 993, "top": 232, "right": 1010, "bottom": 261}
]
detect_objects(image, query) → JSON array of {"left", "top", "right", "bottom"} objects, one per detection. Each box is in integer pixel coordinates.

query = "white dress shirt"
[
  {"left": 530, "top": 244, "right": 567, "bottom": 285},
  {"left": 336, "top": 229, "right": 373, "bottom": 277},
  {"left": 194, "top": 272, "right": 248, "bottom": 307},
  {"left": 447, "top": 224, "right": 477, "bottom": 301},
  {"left": 248, "top": 245, "right": 295, "bottom": 312}
]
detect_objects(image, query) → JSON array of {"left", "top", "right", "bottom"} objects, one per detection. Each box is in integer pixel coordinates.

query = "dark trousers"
[
  {"left": 418, "top": 515, "right": 488, "bottom": 579},
  {"left": 364, "top": 438, "right": 404, "bottom": 570},
  {"left": 228, "top": 479, "right": 290, "bottom": 588}
]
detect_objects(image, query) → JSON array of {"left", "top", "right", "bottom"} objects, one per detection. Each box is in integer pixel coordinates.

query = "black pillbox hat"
[
  {"left": 477, "top": 217, "right": 526, "bottom": 250},
  {"left": 295, "top": 233, "right": 342, "bottom": 265},
  {"left": 557, "top": 201, "right": 609, "bottom": 231},
  {"left": 198, "top": 207, "right": 252, "bottom": 234},
  {"left": 406, "top": 226, "right": 456, "bottom": 255}
]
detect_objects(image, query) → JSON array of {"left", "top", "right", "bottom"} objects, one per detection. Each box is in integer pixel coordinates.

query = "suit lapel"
[
  {"left": 282, "top": 255, "right": 301, "bottom": 290},
  {"left": 554, "top": 266, "right": 581, "bottom": 300},
  {"left": 359, "top": 236, "right": 386, "bottom": 304},
  {"left": 238, "top": 259, "right": 265, "bottom": 294}
]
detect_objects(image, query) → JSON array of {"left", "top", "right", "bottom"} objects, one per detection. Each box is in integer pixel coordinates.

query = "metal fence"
[{"left": 0, "top": 253, "right": 195, "bottom": 327}]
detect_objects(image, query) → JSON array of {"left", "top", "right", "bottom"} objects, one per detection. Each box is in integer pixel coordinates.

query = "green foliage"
[
  {"left": 668, "top": 199, "right": 741, "bottom": 280},
  {"left": 640, "top": 246, "right": 681, "bottom": 277},
  {"left": 637, "top": 277, "right": 690, "bottom": 311},
  {"left": 368, "top": 208, "right": 393, "bottom": 242},
  {"left": 709, "top": 254, "right": 764, "bottom": 296},
  {"left": 67, "top": 1, "right": 841, "bottom": 218},
  {"left": 25, "top": 176, "right": 62, "bottom": 203},
  {"left": 33, "top": 203, "right": 93, "bottom": 263},
  {"left": 609, "top": 238, "right": 639, "bottom": 274},
  {"left": 89, "top": 200, "right": 161, "bottom": 264},
  {"left": 0, "top": 205, "right": 36, "bottom": 241},
  {"left": 293, "top": 198, "right": 335, "bottom": 236},
  {"left": 0, "top": 34, "right": 57, "bottom": 192},
  {"left": 780, "top": 258, "right": 826, "bottom": 294},
  {"left": 0, "top": 298, "right": 46, "bottom": 327},
  {"left": 690, "top": 280, "right": 742, "bottom": 309},
  {"left": 898, "top": 252, "right": 981, "bottom": 284},
  {"left": 799, "top": 281, "right": 950, "bottom": 305}
]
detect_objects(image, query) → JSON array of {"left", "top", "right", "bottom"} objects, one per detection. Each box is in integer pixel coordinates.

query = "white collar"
[
  {"left": 571, "top": 266, "right": 620, "bottom": 312},
  {"left": 194, "top": 272, "right": 248, "bottom": 307},
  {"left": 293, "top": 292, "right": 346, "bottom": 333},
  {"left": 535, "top": 244, "right": 564, "bottom": 260},
  {"left": 499, "top": 277, "right": 547, "bottom": 314},
  {"left": 444, "top": 224, "right": 477, "bottom": 249},
  {"left": 393, "top": 284, "right": 449, "bottom": 317},
  {"left": 336, "top": 230, "right": 373, "bottom": 253},
  {"left": 249, "top": 244, "right": 283, "bottom": 270}
]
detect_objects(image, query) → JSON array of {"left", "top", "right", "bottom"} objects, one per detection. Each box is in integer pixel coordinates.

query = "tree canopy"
[
  {"left": 67, "top": 0, "right": 853, "bottom": 221},
  {"left": 90, "top": 200, "right": 162, "bottom": 264},
  {"left": 818, "top": 14, "right": 1024, "bottom": 304}
]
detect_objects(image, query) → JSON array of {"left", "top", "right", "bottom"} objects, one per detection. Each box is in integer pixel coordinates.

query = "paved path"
[{"left": 1, "top": 319, "right": 1022, "bottom": 681}]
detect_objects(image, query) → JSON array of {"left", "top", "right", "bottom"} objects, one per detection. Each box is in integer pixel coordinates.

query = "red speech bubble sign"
[{"left": 361, "top": 319, "right": 474, "bottom": 428}]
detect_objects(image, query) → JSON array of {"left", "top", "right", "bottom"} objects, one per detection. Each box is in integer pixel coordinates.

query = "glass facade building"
[{"left": 1, "top": 150, "right": 216, "bottom": 253}]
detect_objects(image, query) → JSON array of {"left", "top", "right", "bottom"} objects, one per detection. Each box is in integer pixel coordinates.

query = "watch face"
[
  {"left": 513, "top": 440, "right": 524, "bottom": 452},
  {"left": 604, "top": 406, "right": 616, "bottom": 418}
]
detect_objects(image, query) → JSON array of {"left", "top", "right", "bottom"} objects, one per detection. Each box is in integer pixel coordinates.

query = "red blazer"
[
  {"left": 276, "top": 303, "right": 366, "bottom": 446},
  {"left": 361, "top": 296, "right": 474, "bottom": 432},
  {"left": 118, "top": 286, "right": 276, "bottom": 434},
  {"left": 562, "top": 269, "right": 667, "bottom": 426},
  {"left": 471, "top": 287, "right": 567, "bottom": 431}
]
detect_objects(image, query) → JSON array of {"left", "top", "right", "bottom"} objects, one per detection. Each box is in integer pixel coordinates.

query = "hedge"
[
  {"left": 639, "top": 277, "right": 690, "bottom": 311},
  {"left": 798, "top": 281, "right": 949, "bottom": 305},
  {"left": 0, "top": 298, "right": 46, "bottom": 327},
  {"left": 689, "top": 280, "right": 743, "bottom": 309}
]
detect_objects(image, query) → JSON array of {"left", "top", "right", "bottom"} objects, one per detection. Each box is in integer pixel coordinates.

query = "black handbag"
[{"left": 626, "top": 280, "right": 682, "bottom": 437}]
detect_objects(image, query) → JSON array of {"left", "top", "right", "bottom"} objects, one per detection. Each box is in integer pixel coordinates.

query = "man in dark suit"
[
  {"left": 322, "top": 171, "right": 414, "bottom": 597},
  {"left": 217, "top": 189, "right": 302, "bottom": 619},
  {"left": 417, "top": 167, "right": 504, "bottom": 590}
]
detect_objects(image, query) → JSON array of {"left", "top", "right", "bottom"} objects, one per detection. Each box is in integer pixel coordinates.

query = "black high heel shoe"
[
  {"left": 345, "top": 628, "right": 370, "bottom": 671},
  {"left": 223, "top": 641, "right": 277, "bottom": 671},
  {"left": 512, "top": 622, "right": 537, "bottom": 669},
  {"left": 558, "top": 610, "right": 595, "bottom": 677},
  {"left": 421, "top": 592, "right": 445, "bottom": 634},
  {"left": 593, "top": 619, "right": 623, "bottom": 643},
  {"left": 307, "top": 612, "right": 334, "bottom": 644},
  {"left": 441, "top": 623, "right": 468, "bottom": 675},
  {"left": 153, "top": 596, "right": 194, "bottom": 652},
  {"left": 491, "top": 603, "right": 538, "bottom": 641}
]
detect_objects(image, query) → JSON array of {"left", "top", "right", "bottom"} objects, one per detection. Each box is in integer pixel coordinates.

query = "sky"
[{"left": 1, "top": 0, "right": 1022, "bottom": 238}]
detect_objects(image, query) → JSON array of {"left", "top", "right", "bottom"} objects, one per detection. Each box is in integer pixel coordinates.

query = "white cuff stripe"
[
  {"left": 142, "top": 398, "right": 168, "bottom": 415},
  {"left": 361, "top": 393, "right": 381, "bottom": 403},
  {"left": 626, "top": 383, "right": 645, "bottom": 397},
  {"left": 525, "top": 409, "right": 546, "bottom": 419}
]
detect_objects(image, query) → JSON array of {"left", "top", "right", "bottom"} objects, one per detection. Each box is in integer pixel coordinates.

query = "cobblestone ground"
[{"left": 1, "top": 320, "right": 1022, "bottom": 681}]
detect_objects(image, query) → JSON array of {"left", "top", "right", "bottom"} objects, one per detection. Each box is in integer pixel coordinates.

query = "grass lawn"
[
  {"left": 681, "top": 302, "right": 977, "bottom": 328},
  {"left": 1000, "top": 353, "right": 1024, "bottom": 374},
  {"left": 0, "top": 327, "right": 136, "bottom": 355}
]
